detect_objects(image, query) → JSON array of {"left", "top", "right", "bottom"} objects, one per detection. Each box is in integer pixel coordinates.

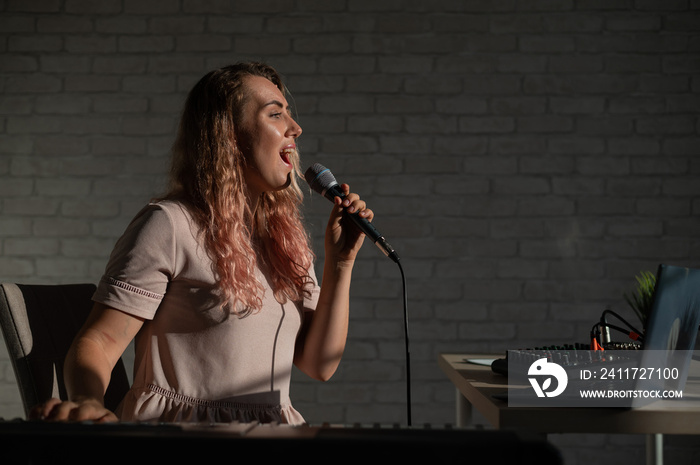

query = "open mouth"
[{"left": 280, "top": 146, "right": 295, "bottom": 167}]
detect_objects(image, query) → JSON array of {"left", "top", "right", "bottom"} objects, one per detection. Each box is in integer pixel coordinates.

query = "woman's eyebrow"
[
  {"left": 264, "top": 99, "right": 286, "bottom": 109},
  {"left": 263, "top": 99, "right": 292, "bottom": 114}
]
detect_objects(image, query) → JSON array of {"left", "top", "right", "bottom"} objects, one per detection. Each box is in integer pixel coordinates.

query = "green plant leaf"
[{"left": 623, "top": 270, "right": 656, "bottom": 328}]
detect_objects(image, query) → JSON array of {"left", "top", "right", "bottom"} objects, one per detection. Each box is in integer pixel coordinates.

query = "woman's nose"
[{"left": 288, "top": 117, "right": 302, "bottom": 138}]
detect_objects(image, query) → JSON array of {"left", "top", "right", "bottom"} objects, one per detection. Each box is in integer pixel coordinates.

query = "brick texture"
[{"left": 1, "top": 1, "right": 699, "bottom": 462}]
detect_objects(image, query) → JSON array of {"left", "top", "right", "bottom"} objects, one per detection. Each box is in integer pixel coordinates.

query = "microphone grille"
[{"left": 304, "top": 163, "right": 337, "bottom": 193}]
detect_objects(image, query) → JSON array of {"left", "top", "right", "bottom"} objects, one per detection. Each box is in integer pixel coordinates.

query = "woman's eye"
[{"left": 270, "top": 112, "right": 282, "bottom": 118}]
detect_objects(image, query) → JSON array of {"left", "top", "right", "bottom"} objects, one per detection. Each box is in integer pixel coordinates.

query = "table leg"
[
  {"left": 646, "top": 433, "right": 663, "bottom": 465},
  {"left": 455, "top": 388, "right": 472, "bottom": 427}
]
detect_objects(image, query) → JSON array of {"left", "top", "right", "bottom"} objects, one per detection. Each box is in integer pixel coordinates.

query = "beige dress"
[{"left": 92, "top": 200, "right": 319, "bottom": 425}]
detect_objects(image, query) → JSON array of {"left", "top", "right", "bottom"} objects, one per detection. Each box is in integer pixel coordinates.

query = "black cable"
[
  {"left": 397, "top": 259, "right": 411, "bottom": 427},
  {"left": 600, "top": 309, "right": 644, "bottom": 339},
  {"left": 591, "top": 319, "right": 644, "bottom": 348}
]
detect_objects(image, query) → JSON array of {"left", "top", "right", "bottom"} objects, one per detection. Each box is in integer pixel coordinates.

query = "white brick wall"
[{"left": 1, "top": 1, "right": 699, "bottom": 462}]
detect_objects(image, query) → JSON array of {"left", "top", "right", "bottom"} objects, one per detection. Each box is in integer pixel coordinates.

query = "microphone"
[{"left": 304, "top": 163, "right": 399, "bottom": 263}]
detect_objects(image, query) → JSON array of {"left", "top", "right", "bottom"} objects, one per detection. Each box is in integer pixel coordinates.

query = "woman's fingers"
[
  {"left": 29, "top": 397, "right": 118, "bottom": 423},
  {"left": 336, "top": 184, "right": 373, "bottom": 220},
  {"left": 29, "top": 397, "right": 62, "bottom": 420}
]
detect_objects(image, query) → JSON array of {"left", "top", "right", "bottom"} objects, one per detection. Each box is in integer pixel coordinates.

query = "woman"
[{"left": 33, "top": 62, "right": 372, "bottom": 425}]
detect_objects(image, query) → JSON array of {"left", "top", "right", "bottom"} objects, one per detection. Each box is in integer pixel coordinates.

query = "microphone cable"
[{"left": 397, "top": 257, "right": 411, "bottom": 427}]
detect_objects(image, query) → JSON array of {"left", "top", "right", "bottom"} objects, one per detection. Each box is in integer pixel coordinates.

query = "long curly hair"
[{"left": 167, "top": 62, "right": 314, "bottom": 315}]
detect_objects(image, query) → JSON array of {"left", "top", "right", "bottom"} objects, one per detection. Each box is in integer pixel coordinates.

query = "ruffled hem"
[{"left": 117, "top": 384, "right": 306, "bottom": 426}]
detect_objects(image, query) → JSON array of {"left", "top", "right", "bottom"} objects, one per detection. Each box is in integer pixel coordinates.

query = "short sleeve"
[{"left": 93, "top": 203, "right": 176, "bottom": 320}]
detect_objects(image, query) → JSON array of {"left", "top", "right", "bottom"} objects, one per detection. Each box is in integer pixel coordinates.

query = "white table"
[{"left": 438, "top": 353, "right": 700, "bottom": 465}]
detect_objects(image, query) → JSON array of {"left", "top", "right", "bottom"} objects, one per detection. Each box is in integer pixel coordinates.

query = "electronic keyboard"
[{"left": 0, "top": 417, "right": 562, "bottom": 465}]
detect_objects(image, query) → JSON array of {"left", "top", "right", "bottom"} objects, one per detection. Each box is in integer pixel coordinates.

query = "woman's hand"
[
  {"left": 30, "top": 396, "right": 118, "bottom": 423},
  {"left": 324, "top": 183, "right": 374, "bottom": 264}
]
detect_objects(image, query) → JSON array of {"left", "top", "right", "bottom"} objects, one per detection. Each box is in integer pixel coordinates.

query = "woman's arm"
[
  {"left": 294, "top": 184, "right": 372, "bottom": 381},
  {"left": 31, "top": 302, "right": 143, "bottom": 422}
]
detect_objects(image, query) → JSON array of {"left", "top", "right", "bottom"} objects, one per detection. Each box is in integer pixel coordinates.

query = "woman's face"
[{"left": 236, "top": 74, "right": 302, "bottom": 199}]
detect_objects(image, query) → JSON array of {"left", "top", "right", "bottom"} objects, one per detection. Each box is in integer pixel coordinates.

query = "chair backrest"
[{"left": 0, "top": 283, "right": 130, "bottom": 418}]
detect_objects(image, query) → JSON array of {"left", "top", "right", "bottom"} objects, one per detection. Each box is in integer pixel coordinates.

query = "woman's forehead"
[{"left": 242, "top": 75, "right": 287, "bottom": 108}]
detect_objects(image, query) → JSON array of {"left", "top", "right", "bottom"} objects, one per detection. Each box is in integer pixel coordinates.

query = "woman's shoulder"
[
  {"left": 119, "top": 199, "right": 197, "bottom": 242},
  {"left": 144, "top": 198, "right": 196, "bottom": 224}
]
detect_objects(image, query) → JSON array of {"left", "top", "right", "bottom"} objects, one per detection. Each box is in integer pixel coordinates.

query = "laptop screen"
[
  {"left": 643, "top": 264, "right": 700, "bottom": 352},
  {"left": 639, "top": 264, "right": 700, "bottom": 393}
]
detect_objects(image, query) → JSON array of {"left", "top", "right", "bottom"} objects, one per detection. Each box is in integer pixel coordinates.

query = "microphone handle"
[{"left": 323, "top": 183, "right": 400, "bottom": 263}]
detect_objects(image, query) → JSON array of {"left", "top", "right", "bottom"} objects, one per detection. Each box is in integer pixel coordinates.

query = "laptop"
[{"left": 635, "top": 264, "right": 700, "bottom": 395}]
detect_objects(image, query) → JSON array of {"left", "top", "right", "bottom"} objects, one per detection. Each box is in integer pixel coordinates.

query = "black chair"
[{"left": 0, "top": 283, "right": 130, "bottom": 418}]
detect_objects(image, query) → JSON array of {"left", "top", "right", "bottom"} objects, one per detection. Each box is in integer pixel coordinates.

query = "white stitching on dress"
[{"left": 105, "top": 277, "right": 164, "bottom": 300}]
